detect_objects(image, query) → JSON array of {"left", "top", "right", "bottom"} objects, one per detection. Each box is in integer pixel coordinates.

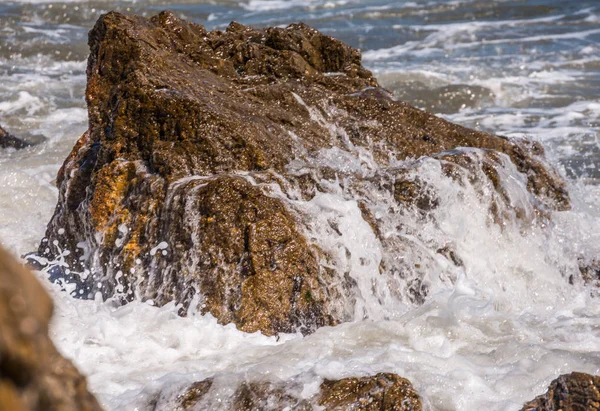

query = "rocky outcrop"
[
  {"left": 522, "top": 372, "right": 600, "bottom": 411},
  {"left": 0, "top": 124, "right": 30, "bottom": 149},
  {"left": 36, "top": 11, "right": 570, "bottom": 336},
  {"left": 0, "top": 246, "right": 101, "bottom": 411},
  {"left": 157, "top": 373, "right": 421, "bottom": 410}
]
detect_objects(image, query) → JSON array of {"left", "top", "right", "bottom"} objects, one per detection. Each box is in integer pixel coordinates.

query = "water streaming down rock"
[
  {"left": 0, "top": 246, "right": 100, "bottom": 411},
  {"left": 285, "top": 145, "right": 549, "bottom": 320},
  {"left": 31, "top": 10, "right": 575, "bottom": 341},
  {"left": 0, "top": 1, "right": 597, "bottom": 409}
]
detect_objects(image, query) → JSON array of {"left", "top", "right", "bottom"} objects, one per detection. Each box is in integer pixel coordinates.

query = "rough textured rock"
[
  {"left": 162, "top": 373, "right": 421, "bottom": 410},
  {"left": 0, "top": 124, "right": 30, "bottom": 149},
  {"left": 522, "top": 372, "right": 600, "bottom": 411},
  {"left": 37, "top": 11, "right": 570, "bottom": 336},
  {"left": 319, "top": 373, "right": 422, "bottom": 410},
  {"left": 0, "top": 246, "right": 101, "bottom": 411}
]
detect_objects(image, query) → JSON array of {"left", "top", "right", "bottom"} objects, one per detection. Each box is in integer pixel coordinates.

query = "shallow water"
[{"left": 1, "top": 0, "right": 600, "bottom": 409}]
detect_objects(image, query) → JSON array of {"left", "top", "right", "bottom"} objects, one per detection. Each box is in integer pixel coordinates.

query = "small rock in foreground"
[
  {"left": 158, "top": 372, "right": 421, "bottom": 410},
  {"left": 0, "top": 246, "right": 102, "bottom": 411}
]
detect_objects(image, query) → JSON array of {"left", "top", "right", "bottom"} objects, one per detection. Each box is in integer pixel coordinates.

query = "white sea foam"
[
  {"left": 3, "top": 92, "right": 594, "bottom": 410},
  {"left": 240, "top": 0, "right": 350, "bottom": 12},
  {"left": 41, "top": 173, "right": 600, "bottom": 407},
  {"left": 241, "top": 0, "right": 318, "bottom": 11},
  {"left": 0, "top": 91, "right": 45, "bottom": 116},
  {"left": 2, "top": 0, "right": 600, "bottom": 410},
  {"left": 364, "top": 9, "right": 599, "bottom": 62}
]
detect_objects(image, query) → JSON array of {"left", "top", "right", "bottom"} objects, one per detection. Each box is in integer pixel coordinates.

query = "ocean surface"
[{"left": 1, "top": 0, "right": 600, "bottom": 409}]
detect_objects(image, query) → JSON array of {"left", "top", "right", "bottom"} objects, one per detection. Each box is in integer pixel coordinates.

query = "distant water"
[{"left": 1, "top": 1, "right": 599, "bottom": 410}]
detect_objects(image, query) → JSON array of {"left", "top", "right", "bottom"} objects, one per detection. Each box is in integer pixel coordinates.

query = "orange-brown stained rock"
[
  {"left": 88, "top": 161, "right": 136, "bottom": 232},
  {"left": 0, "top": 246, "right": 101, "bottom": 411},
  {"left": 153, "top": 175, "right": 333, "bottom": 335},
  {"left": 38, "top": 10, "right": 570, "bottom": 336},
  {"left": 522, "top": 372, "right": 600, "bottom": 411}
]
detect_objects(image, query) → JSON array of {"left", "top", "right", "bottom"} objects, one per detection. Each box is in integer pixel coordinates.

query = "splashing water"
[{"left": 1, "top": 0, "right": 600, "bottom": 409}]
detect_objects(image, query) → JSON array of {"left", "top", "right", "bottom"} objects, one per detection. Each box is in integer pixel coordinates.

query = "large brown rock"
[
  {"left": 157, "top": 373, "right": 421, "bottom": 410},
  {"left": 522, "top": 372, "right": 600, "bottom": 411},
  {"left": 36, "top": 11, "right": 570, "bottom": 336},
  {"left": 0, "top": 246, "right": 101, "bottom": 411}
]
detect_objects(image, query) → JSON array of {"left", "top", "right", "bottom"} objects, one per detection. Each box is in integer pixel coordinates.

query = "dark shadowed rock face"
[
  {"left": 522, "top": 372, "right": 600, "bottom": 411},
  {"left": 0, "top": 246, "right": 101, "bottom": 411},
  {"left": 37, "top": 11, "right": 570, "bottom": 336},
  {"left": 0, "top": 124, "right": 30, "bottom": 149},
  {"left": 159, "top": 373, "right": 421, "bottom": 411}
]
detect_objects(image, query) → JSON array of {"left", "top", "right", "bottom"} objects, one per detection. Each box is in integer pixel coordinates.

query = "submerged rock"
[
  {"left": 0, "top": 124, "right": 30, "bottom": 149},
  {"left": 522, "top": 372, "right": 600, "bottom": 411},
  {"left": 0, "top": 246, "right": 101, "bottom": 411},
  {"left": 37, "top": 11, "right": 570, "bottom": 335},
  {"left": 578, "top": 259, "right": 600, "bottom": 287},
  {"left": 158, "top": 373, "right": 421, "bottom": 410}
]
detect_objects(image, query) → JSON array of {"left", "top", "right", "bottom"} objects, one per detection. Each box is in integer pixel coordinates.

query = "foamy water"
[{"left": 1, "top": 0, "right": 600, "bottom": 409}]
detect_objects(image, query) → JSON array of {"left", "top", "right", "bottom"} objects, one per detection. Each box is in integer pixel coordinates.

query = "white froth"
[
  {"left": 2, "top": 1, "right": 600, "bottom": 410},
  {"left": 240, "top": 0, "right": 351, "bottom": 12}
]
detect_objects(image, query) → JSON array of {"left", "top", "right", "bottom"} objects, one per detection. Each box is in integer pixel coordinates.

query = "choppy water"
[{"left": 1, "top": 0, "right": 600, "bottom": 409}]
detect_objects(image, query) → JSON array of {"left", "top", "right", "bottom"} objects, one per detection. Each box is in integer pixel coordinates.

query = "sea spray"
[{"left": 2, "top": 0, "right": 600, "bottom": 409}]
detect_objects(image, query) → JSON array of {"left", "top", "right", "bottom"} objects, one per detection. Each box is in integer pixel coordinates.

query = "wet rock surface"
[
  {"left": 159, "top": 373, "right": 421, "bottom": 410},
  {"left": 0, "top": 246, "right": 101, "bottom": 411},
  {"left": 0, "top": 124, "right": 30, "bottom": 149},
  {"left": 522, "top": 372, "right": 600, "bottom": 411},
  {"left": 319, "top": 373, "right": 422, "bottom": 410},
  {"left": 37, "top": 11, "right": 570, "bottom": 336}
]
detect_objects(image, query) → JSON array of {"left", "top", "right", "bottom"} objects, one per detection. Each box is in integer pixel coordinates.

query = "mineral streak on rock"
[
  {"left": 0, "top": 124, "right": 30, "bottom": 149},
  {"left": 522, "top": 372, "right": 600, "bottom": 411},
  {"left": 0, "top": 246, "right": 101, "bottom": 411},
  {"left": 163, "top": 373, "right": 421, "bottom": 410},
  {"left": 38, "top": 10, "right": 570, "bottom": 336}
]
